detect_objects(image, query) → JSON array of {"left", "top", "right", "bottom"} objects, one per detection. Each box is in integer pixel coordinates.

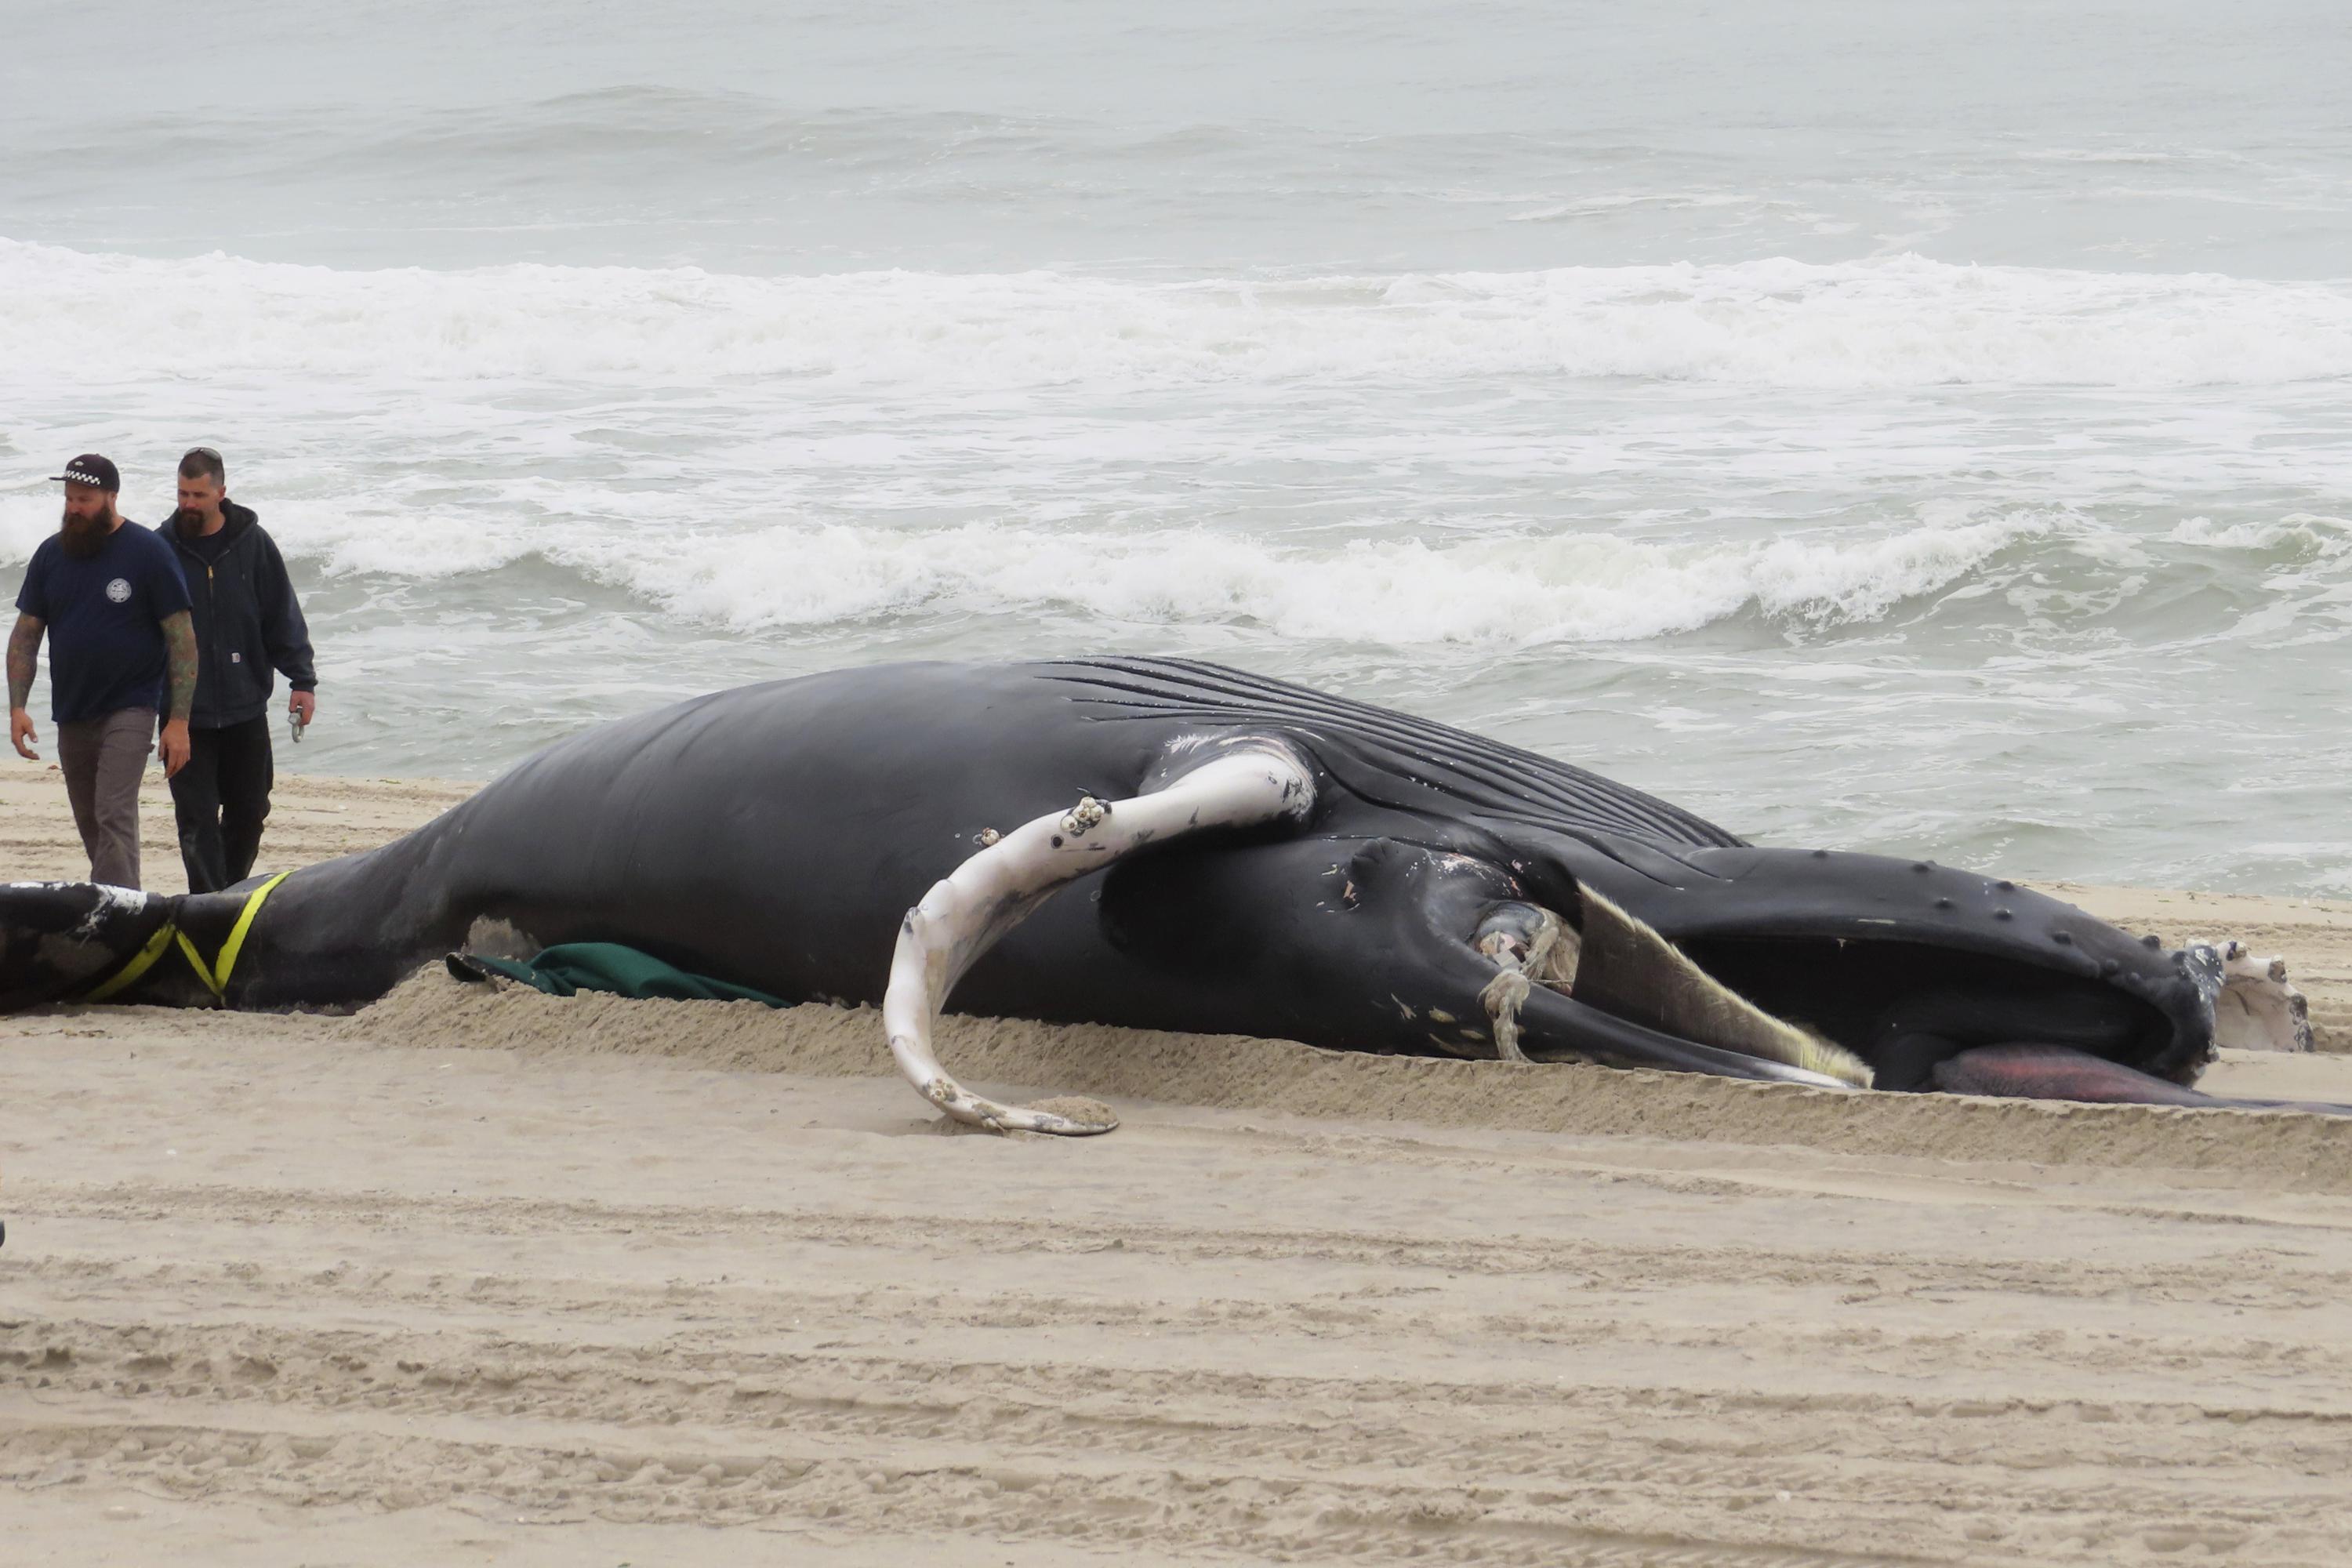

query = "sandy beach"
[
  {"left": 16, "top": 7, "right": 2352, "bottom": 1562},
  {"left": 9, "top": 761, "right": 2352, "bottom": 1566}
]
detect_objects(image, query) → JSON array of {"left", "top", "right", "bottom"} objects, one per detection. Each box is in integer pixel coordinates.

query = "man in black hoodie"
[{"left": 158, "top": 447, "right": 320, "bottom": 893}]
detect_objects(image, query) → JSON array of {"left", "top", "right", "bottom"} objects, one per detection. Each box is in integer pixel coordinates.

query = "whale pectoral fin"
[
  {"left": 881, "top": 737, "right": 1319, "bottom": 1136},
  {"left": 1933, "top": 1043, "right": 2352, "bottom": 1114}
]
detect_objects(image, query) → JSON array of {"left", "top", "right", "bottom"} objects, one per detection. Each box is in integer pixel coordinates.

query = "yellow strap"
[
  {"left": 79, "top": 920, "right": 178, "bottom": 1003},
  {"left": 210, "top": 871, "right": 289, "bottom": 993},
  {"left": 174, "top": 929, "right": 224, "bottom": 996},
  {"left": 78, "top": 872, "right": 291, "bottom": 1004}
]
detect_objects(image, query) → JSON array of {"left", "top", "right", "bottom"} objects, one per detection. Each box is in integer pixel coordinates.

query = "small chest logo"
[{"left": 104, "top": 578, "right": 132, "bottom": 604}]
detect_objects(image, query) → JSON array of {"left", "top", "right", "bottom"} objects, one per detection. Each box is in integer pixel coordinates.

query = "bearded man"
[
  {"left": 157, "top": 446, "right": 318, "bottom": 893},
  {"left": 9, "top": 456, "right": 197, "bottom": 889}
]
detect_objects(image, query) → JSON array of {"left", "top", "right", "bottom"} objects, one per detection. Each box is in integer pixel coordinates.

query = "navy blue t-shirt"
[{"left": 14, "top": 522, "right": 193, "bottom": 724}]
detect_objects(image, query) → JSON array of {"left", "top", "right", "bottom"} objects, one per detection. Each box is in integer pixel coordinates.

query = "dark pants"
[
  {"left": 169, "top": 714, "right": 275, "bottom": 894},
  {"left": 58, "top": 706, "right": 158, "bottom": 889}
]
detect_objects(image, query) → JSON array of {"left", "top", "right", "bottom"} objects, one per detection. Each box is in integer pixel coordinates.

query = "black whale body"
[{"left": 3, "top": 657, "right": 2246, "bottom": 1107}]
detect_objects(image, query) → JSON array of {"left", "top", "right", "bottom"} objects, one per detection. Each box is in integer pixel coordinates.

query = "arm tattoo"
[
  {"left": 161, "top": 610, "right": 198, "bottom": 723},
  {"left": 6, "top": 613, "right": 41, "bottom": 710}
]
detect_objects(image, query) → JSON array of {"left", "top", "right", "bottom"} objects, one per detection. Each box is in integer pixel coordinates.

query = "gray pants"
[{"left": 57, "top": 706, "right": 156, "bottom": 889}]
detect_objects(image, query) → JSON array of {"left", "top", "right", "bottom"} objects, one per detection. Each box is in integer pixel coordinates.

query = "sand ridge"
[{"left": 347, "top": 966, "right": 2352, "bottom": 1191}]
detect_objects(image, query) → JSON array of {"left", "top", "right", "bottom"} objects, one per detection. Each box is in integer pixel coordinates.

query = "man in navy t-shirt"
[{"left": 8, "top": 455, "right": 198, "bottom": 889}]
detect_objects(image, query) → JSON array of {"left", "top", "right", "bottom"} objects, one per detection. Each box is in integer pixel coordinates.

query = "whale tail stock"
[
  {"left": 1, "top": 875, "right": 299, "bottom": 1012},
  {"left": 0, "top": 880, "right": 183, "bottom": 1011}
]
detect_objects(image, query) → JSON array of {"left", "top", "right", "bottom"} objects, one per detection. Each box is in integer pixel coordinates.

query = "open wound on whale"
[
  {"left": 2204, "top": 940, "right": 2314, "bottom": 1054},
  {"left": 881, "top": 738, "right": 1319, "bottom": 1134},
  {"left": 1474, "top": 902, "right": 1576, "bottom": 1064}
]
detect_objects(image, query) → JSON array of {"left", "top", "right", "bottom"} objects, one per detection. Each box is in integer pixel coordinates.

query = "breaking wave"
[
  {"left": 7, "top": 241, "right": 2352, "bottom": 390},
  {"left": 254, "top": 503, "right": 2052, "bottom": 645}
]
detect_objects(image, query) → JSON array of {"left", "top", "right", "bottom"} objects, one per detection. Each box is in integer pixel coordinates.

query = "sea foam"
[
  {"left": 6, "top": 241, "right": 2352, "bottom": 390},
  {"left": 260, "top": 503, "right": 2054, "bottom": 646}
]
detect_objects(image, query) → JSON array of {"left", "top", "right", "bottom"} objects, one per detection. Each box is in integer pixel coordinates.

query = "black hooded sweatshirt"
[{"left": 155, "top": 502, "right": 318, "bottom": 730}]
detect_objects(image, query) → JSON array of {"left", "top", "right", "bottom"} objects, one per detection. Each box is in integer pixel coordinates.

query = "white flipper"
[{"left": 881, "top": 739, "right": 1318, "bottom": 1134}]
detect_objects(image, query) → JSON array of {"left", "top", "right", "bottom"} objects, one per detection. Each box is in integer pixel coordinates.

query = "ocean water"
[{"left": 5, "top": 0, "right": 2352, "bottom": 893}]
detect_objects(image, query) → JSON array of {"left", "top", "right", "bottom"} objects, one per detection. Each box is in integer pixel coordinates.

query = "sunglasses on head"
[{"left": 184, "top": 446, "right": 222, "bottom": 464}]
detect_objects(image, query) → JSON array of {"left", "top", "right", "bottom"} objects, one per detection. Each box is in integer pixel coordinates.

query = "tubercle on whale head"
[{"left": 0, "top": 880, "right": 182, "bottom": 1012}]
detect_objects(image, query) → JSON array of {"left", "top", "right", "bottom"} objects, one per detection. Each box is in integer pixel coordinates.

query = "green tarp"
[{"left": 445, "top": 942, "right": 789, "bottom": 1007}]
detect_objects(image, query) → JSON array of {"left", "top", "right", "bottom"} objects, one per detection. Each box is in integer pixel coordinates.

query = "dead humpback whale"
[{"left": 0, "top": 656, "right": 2321, "bottom": 1133}]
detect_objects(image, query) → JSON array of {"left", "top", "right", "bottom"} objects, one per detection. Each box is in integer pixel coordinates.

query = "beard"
[{"left": 59, "top": 503, "right": 115, "bottom": 561}]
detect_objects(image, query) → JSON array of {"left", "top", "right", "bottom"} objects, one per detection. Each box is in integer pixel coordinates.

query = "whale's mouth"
[
  {"left": 1668, "top": 934, "right": 2183, "bottom": 1092},
  {"left": 1554, "top": 890, "right": 1878, "bottom": 1086},
  {"left": 1472, "top": 884, "right": 2194, "bottom": 1092}
]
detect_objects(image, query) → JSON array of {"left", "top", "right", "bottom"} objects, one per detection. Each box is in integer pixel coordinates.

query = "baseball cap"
[{"left": 50, "top": 454, "right": 122, "bottom": 492}]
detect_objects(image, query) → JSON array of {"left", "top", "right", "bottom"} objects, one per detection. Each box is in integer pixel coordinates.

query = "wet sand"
[{"left": 7, "top": 762, "right": 2352, "bottom": 1565}]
